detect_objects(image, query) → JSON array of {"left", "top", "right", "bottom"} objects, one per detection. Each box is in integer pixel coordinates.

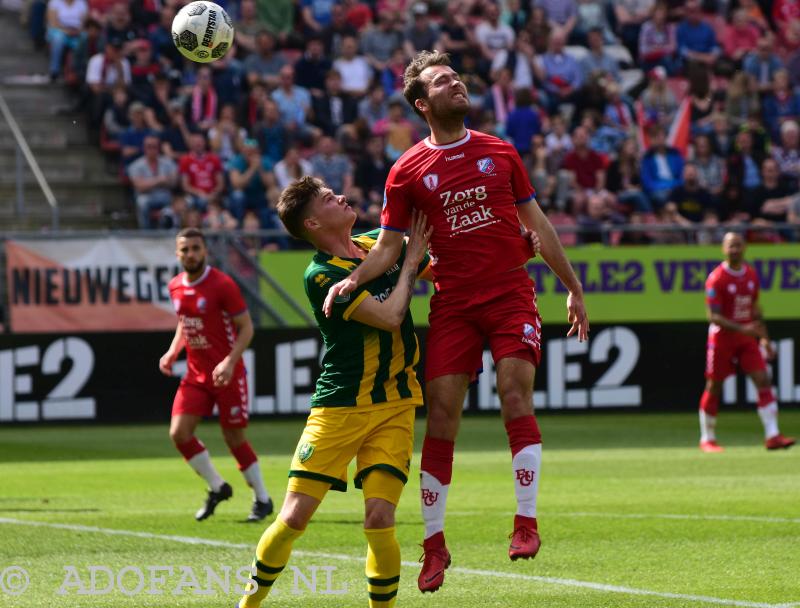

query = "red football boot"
[
  {"left": 509, "top": 515, "right": 541, "bottom": 561},
  {"left": 418, "top": 532, "right": 451, "bottom": 593},
  {"left": 699, "top": 440, "right": 724, "bottom": 453},
  {"left": 765, "top": 434, "right": 796, "bottom": 450}
]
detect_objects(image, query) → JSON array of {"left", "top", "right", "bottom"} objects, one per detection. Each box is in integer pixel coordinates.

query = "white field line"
[
  {"left": 0, "top": 516, "right": 793, "bottom": 608},
  {"left": 432, "top": 511, "right": 800, "bottom": 525},
  {"left": 548, "top": 512, "right": 800, "bottom": 525}
]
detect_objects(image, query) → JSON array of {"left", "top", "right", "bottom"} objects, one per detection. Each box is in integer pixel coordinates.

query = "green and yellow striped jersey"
[{"left": 304, "top": 229, "right": 430, "bottom": 409}]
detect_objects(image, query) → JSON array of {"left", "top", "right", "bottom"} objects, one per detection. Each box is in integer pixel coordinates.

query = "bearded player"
[
  {"left": 698, "top": 232, "right": 795, "bottom": 453},
  {"left": 324, "top": 51, "right": 589, "bottom": 593},
  {"left": 160, "top": 228, "right": 274, "bottom": 522}
]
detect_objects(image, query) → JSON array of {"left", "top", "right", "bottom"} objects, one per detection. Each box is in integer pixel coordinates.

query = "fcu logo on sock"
[
  {"left": 515, "top": 469, "right": 535, "bottom": 487},
  {"left": 421, "top": 489, "right": 440, "bottom": 506}
]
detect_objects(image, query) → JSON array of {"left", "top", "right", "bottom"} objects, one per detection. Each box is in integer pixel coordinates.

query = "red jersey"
[
  {"left": 168, "top": 266, "right": 247, "bottom": 385},
  {"left": 561, "top": 149, "right": 608, "bottom": 189},
  {"left": 178, "top": 152, "right": 223, "bottom": 195},
  {"left": 380, "top": 129, "right": 536, "bottom": 292},
  {"left": 705, "top": 262, "right": 760, "bottom": 336}
]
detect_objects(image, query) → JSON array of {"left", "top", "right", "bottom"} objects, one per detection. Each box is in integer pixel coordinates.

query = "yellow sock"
[
  {"left": 240, "top": 518, "right": 303, "bottom": 608},
  {"left": 364, "top": 527, "right": 400, "bottom": 608}
]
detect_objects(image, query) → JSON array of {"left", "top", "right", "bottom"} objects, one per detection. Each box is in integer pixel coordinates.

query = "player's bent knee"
[
  {"left": 279, "top": 491, "right": 321, "bottom": 531},
  {"left": 426, "top": 401, "right": 461, "bottom": 436},
  {"left": 364, "top": 498, "right": 396, "bottom": 529},
  {"left": 169, "top": 427, "right": 191, "bottom": 445},
  {"left": 500, "top": 390, "right": 533, "bottom": 418}
]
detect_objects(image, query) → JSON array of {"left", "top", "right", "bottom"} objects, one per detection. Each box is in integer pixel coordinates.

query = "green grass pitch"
[{"left": 1, "top": 411, "right": 798, "bottom": 607}]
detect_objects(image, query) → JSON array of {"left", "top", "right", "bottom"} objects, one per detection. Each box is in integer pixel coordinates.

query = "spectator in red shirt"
[
  {"left": 561, "top": 126, "right": 609, "bottom": 192},
  {"left": 179, "top": 132, "right": 225, "bottom": 210},
  {"left": 721, "top": 9, "right": 761, "bottom": 67}
]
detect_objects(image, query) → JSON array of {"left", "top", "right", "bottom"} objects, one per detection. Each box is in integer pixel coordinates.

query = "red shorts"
[
  {"left": 705, "top": 330, "right": 766, "bottom": 381},
  {"left": 172, "top": 372, "right": 249, "bottom": 428},
  {"left": 425, "top": 267, "right": 542, "bottom": 382}
]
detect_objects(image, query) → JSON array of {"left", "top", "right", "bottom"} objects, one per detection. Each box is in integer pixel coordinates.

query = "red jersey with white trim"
[
  {"left": 705, "top": 262, "right": 760, "bottom": 336},
  {"left": 168, "top": 266, "right": 247, "bottom": 385},
  {"left": 381, "top": 129, "right": 536, "bottom": 292}
]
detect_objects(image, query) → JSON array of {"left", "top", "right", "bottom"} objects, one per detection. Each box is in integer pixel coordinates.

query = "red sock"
[
  {"left": 514, "top": 514, "right": 538, "bottom": 530},
  {"left": 176, "top": 437, "right": 206, "bottom": 461},
  {"left": 423, "top": 530, "right": 446, "bottom": 550},
  {"left": 757, "top": 388, "right": 776, "bottom": 408},
  {"left": 421, "top": 436, "right": 454, "bottom": 485},
  {"left": 505, "top": 415, "right": 542, "bottom": 457},
  {"left": 699, "top": 391, "right": 719, "bottom": 416},
  {"left": 230, "top": 441, "right": 258, "bottom": 471}
]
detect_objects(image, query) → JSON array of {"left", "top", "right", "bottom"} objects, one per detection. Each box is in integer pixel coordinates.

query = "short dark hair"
[
  {"left": 403, "top": 50, "right": 452, "bottom": 119},
  {"left": 177, "top": 227, "right": 205, "bottom": 243},
  {"left": 277, "top": 176, "right": 324, "bottom": 240}
]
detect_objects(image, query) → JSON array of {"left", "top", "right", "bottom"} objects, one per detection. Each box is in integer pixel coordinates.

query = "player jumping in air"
[
  {"left": 160, "top": 228, "right": 274, "bottom": 522},
  {"left": 698, "top": 232, "right": 795, "bottom": 452},
  {"left": 237, "top": 178, "right": 433, "bottom": 608},
  {"left": 324, "top": 51, "right": 589, "bottom": 593}
]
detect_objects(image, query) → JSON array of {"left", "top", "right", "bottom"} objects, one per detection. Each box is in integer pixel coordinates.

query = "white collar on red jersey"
[
  {"left": 182, "top": 265, "right": 212, "bottom": 287},
  {"left": 424, "top": 129, "right": 471, "bottom": 150},
  {"left": 722, "top": 262, "right": 746, "bottom": 277}
]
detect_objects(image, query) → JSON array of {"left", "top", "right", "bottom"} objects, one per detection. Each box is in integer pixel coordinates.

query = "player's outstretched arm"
[
  {"left": 517, "top": 200, "right": 589, "bottom": 341},
  {"left": 159, "top": 322, "right": 185, "bottom": 376},
  {"left": 212, "top": 311, "right": 254, "bottom": 387},
  {"left": 322, "top": 227, "right": 406, "bottom": 318},
  {"left": 349, "top": 212, "right": 432, "bottom": 332}
]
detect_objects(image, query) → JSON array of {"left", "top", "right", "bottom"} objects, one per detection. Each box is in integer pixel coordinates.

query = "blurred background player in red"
[
  {"left": 159, "top": 228, "right": 274, "bottom": 521},
  {"left": 699, "top": 232, "right": 795, "bottom": 453},
  {"left": 323, "top": 50, "right": 589, "bottom": 593}
]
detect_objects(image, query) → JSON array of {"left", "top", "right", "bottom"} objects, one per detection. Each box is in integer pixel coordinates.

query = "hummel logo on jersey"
[
  {"left": 476, "top": 157, "right": 495, "bottom": 174},
  {"left": 445, "top": 152, "right": 464, "bottom": 161},
  {"left": 515, "top": 468, "right": 535, "bottom": 487},
  {"left": 423, "top": 173, "right": 439, "bottom": 191}
]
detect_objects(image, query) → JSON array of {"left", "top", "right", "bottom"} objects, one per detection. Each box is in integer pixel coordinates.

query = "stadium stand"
[{"left": 3, "top": 0, "right": 799, "bottom": 243}]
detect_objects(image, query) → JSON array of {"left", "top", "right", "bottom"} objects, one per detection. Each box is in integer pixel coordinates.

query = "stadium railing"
[{"left": 0, "top": 91, "right": 59, "bottom": 230}]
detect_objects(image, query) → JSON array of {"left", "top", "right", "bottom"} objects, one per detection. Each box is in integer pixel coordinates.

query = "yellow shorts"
[{"left": 288, "top": 403, "right": 416, "bottom": 504}]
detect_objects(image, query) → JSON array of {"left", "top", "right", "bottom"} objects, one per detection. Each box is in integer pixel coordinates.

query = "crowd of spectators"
[{"left": 29, "top": 0, "right": 800, "bottom": 248}]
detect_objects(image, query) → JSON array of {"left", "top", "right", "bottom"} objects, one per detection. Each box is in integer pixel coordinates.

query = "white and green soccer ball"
[{"left": 172, "top": 1, "right": 234, "bottom": 63}]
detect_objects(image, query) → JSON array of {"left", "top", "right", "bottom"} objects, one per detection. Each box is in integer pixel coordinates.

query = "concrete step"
[
  {"left": 0, "top": 152, "right": 109, "bottom": 176},
  {"left": 0, "top": 131, "right": 69, "bottom": 148},
  {"left": 0, "top": 165, "right": 86, "bottom": 181},
  {"left": 0, "top": 128, "right": 89, "bottom": 146},
  {"left": 2, "top": 87, "right": 70, "bottom": 106},
  {"left": 0, "top": 211, "right": 136, "bottom": 231},
  {"left": 0, "top": 166, "right": 118, "bottom": 182},
  {"left": 0, "top": 182, "right": 130, "bottom": 212}
]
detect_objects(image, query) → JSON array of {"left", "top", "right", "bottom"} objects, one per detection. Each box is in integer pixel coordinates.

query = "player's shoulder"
[
  {"left": 707, "top": 263, "right": 725, "bottom": 280},
  {"left": 168, "top": 273, "right": 184, "bottom": 291},
  {"left": 304, "top": 255, "right": 352, "bottom": 291},
  {"left": 207, "top": 266, "right": 235, "bottom": 286},
  {"left": 203, "top": 268, "right": 240, "bottom": 296},
  {"left": 469, "top": 129, "right": 514, "bottom": 150},
  {"left": 393, "top": 139, "right": 431, "bottom": 167},
  {"left": 351, "top": 229, "right": 381, "bottom": 251}
]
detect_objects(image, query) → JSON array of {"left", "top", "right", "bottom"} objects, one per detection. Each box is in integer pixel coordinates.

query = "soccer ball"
[{"left": 171, "top": 1, "right": 234, "bottom": 63}]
